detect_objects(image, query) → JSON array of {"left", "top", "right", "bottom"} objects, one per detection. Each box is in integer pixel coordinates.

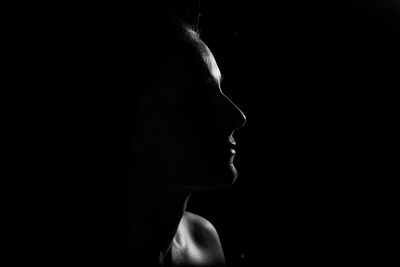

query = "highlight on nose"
[
  {"left": 237, "top": 107, "right": 246, "bottom": 129},
  {"left": 228, "top": 97, "right": 246, "bottom": 130}
]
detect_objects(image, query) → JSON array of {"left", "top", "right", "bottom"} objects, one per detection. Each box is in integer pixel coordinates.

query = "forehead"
[
  {"left": 198, "top": 41, "right": 222, "bottom": 84},
  {"left": 166, "top": 39, "right": 221, "bottom": 86}
]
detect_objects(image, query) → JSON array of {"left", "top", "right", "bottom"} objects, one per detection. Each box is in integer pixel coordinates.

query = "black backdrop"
[{"left": 4, "top": 1, "right": 398, "bottom": 266}]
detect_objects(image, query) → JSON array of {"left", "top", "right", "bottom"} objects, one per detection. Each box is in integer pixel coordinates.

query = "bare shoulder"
[
  {"left": 183, "top": 212, "right": 220, "bottom": 240},
  {"left": 172, "top": 212, "right": 225, "bottom": 266}
]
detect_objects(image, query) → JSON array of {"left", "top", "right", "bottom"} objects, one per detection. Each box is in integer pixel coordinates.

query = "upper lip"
[{"left": 228, "top": 140, "right": 236, "bottom": 150}]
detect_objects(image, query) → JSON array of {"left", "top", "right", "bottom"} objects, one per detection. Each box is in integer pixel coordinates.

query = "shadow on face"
[{"left": 134, "top": 36, "right": 246, "bottom": 191}]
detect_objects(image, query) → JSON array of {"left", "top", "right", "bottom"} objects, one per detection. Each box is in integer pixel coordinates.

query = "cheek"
[
  {"left": 159, "top": 122, "right": 209, "bottom": 168},
  {"left": 144, "top": 92, "right": 221, "bottom": 169},
  {"left": 161, "top": 125, "right": 200, "bottom": 161},
  {"left": 166, "top": 96, "right": 217, "bottom": 152}
]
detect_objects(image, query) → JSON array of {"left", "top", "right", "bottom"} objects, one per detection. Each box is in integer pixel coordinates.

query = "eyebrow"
[
  {"left": 219, "top": 73, "right": 224, "bottom": 84},
  {"left": 201, "top": 53, "right": 223, "bottom": 85},
  {"left": 205, "top": 73, "right": 223, "bottom": 86}
]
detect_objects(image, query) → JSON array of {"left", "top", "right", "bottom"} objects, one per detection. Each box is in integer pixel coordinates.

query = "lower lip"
[{"left": 230, "top": 149, "right": 236, "bottom": 154}]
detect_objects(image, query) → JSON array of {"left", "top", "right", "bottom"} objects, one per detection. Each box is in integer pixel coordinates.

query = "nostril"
[{"left": 229, "top": 135, "right": 236, "bottom": 145}]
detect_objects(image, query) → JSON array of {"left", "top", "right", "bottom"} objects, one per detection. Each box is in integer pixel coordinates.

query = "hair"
[{"left": 133, "top": 12, "right": 201, "bottom": 91}]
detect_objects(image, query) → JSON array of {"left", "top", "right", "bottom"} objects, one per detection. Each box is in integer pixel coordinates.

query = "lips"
[
  {"left": 228, "top": 140, "right": 236, "bottom": 156},
  {"left": 209, "top": 135, "right": 237, "bottom": 161}
]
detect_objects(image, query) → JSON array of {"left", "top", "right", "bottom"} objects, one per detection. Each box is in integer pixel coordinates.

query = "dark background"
[
  {"left": 4, "top": 1, "right": 398, "bottom": 265},
  {"left": 165, "top": 0, "right": 399, "bottom": 266}
]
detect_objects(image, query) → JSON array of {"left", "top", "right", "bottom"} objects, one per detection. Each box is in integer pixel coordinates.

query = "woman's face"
[{"left": 135, "top": 39, "right": 246, "bottom": 190}]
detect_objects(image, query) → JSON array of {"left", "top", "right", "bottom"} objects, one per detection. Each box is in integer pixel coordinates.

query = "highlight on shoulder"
[
  {"left": 171, "top": 211, "right": 225, "bottom": 266},
  {"left": 183, "top": 212, "right": 221, "bottom": 247}
]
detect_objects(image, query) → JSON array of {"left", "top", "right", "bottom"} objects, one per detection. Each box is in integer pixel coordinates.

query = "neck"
[{"left": 130, "top": 183, "right": 192, "bottom": 265}]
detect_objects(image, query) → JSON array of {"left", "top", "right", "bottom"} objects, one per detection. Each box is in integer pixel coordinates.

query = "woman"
[
  {"left": 8, "top": 9, "right": 244, "bottom": 266},
  {"left": 130, "top": 13, "right": 246, "bottom": 266}
]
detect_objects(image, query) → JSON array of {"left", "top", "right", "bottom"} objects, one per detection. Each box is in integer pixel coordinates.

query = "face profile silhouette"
[
  {"left": 134, "top": 29, "right": 246, "bottom": 192},
  {"left": 126, "top": 12, "right": 247, "bottom": 266}
]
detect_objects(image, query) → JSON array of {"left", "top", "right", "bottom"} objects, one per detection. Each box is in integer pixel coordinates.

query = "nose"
[{"left": 223, "top": 94, "right": 246, "bottom": 130}]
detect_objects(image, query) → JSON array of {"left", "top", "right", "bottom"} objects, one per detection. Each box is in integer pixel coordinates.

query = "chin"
[
  {"left": 182, "top": 164, "right": 238, "bottom": 190},
  {"left": 229, "top": 163, "right": 238, "bottom": 184},
  {"left": 223, "top": 163, "right": 238, "bottom": 186}
]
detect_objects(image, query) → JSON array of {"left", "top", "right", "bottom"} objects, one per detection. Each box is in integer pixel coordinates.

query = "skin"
[{"left": 132, "top": 37, "right": 246, "bottom": 266}]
